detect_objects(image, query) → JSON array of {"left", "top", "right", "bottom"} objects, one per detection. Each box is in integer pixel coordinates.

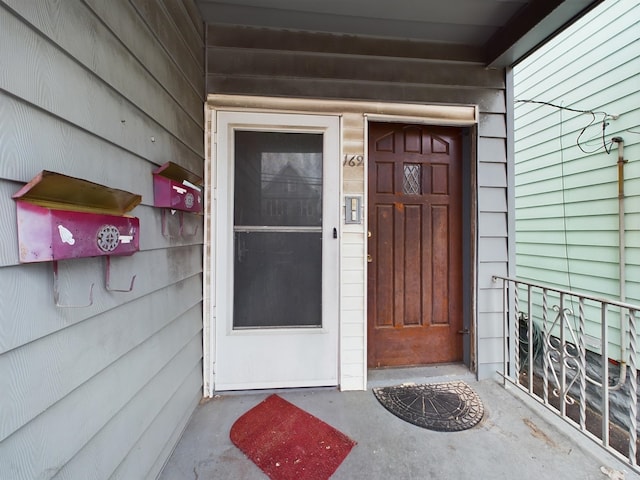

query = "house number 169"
[{"left": 343, "top": 155, "right": 364, "bottom": 167}]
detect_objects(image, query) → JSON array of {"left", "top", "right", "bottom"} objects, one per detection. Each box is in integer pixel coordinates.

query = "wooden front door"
[{"left": 367, "top": 122, "right": 463, "bottom": 368}]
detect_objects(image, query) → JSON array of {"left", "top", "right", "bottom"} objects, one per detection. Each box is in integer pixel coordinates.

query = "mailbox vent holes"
[
  {"left": 97, "top": 225, "right": 120, "bottom": 252},
  {"left": 185, "top": 192, "right": 195, "bottom": 209}
]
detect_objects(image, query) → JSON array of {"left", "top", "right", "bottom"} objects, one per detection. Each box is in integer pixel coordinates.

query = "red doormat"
[{"left": 230, "top": 394, "right": 356, "bottom": 480}]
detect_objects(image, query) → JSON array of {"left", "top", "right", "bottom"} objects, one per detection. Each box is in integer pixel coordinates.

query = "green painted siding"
[{"left": 514, "top": 0, "right": 640, "bottom": 360}]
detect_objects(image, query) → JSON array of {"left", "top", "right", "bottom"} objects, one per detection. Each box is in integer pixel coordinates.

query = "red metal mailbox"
[
  {"left": 152, "top": 162, "right": 203, "bottom": 213},
  {"left": 13, "top": 171, "right": 141, "bottom": 263}
]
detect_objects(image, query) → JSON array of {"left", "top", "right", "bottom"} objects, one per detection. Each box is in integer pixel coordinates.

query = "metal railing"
[{"left": 492, "top": 275, "right": 640, "bottom": 472}]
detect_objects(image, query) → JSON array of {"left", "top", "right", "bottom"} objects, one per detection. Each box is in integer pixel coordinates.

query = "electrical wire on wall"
[
  {"left": 556, "top": 104, "right": 575, "bottom": 299},
  {"left": 516, "top": 98, "right": 631, "bottom": 389},
  {"left": 515, "top": 98, "right": 627, "bottom": 299},
  {"left": 515, "top": 99, "right": 620, "bottom": 154}
]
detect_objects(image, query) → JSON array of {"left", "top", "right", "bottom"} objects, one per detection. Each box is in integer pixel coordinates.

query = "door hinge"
[{"left": 458, "top": 329, "right": 470, "bottom": 335}]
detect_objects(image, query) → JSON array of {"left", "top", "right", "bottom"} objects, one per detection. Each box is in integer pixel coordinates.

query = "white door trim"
[{"left": 212, "top": 111, "right": 341, "bottom": 391}]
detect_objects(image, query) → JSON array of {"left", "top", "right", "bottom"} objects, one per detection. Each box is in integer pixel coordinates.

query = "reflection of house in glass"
[{"left": 261, "top": 162, "right": 322, "bottom": 226}]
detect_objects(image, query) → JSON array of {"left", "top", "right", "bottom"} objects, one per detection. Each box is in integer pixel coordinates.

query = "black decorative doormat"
[{"left": 373, "top": 381, "right": 484, "bottom": 432}]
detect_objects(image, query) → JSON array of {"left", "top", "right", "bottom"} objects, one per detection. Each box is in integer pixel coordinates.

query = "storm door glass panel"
[{"left": 233, "top": 131, "right": 323, "bottom": 328}]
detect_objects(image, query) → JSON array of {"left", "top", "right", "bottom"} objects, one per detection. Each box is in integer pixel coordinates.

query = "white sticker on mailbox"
[{"left": 58, "top": 225, "right": 76, "bottom": 245}]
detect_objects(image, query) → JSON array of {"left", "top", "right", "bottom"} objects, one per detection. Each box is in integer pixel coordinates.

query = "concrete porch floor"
[{"left": 158, "top": 365, "right": 637, "bottom": 479}]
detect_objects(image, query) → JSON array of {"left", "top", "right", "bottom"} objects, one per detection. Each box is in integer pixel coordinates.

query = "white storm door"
[{"left": 215, "top": 111, "right": 340, "bottom": 391}]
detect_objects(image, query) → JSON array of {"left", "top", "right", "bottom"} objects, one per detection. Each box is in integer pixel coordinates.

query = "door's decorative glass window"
[{"left": 403, "top": 164, "right": 421, "bottom": 195}]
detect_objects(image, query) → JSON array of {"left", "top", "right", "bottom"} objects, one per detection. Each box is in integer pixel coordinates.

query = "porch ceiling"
[{"left": 195, "top": 0, "right": 602, "bottom": 67}]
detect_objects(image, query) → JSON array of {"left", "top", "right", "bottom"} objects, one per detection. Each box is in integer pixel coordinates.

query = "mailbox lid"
[
  {"left": 152, "top": 162, "right": 203, "bottom": 185},
  {"left": 12, "top": 170, "right": 141, "bottom": 215}
]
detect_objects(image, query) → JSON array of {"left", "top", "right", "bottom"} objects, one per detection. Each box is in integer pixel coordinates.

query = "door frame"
[
  {"left": 211, "top": 110, "right": 341, "bottom": 391},
  {"left": 364, "top": 116, "right": 476, "bottom": 374},
  {"left": 202, "top": 96, "right": 478, "bottom": 396}
]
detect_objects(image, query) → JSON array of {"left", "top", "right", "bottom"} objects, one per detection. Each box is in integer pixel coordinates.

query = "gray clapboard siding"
[
  {"left": 110, "top": 365, "right": 202, "bottom": 480},
  {"left": 0, "top": 308, "right": 202, "bottom": 480},
  {"left": 206, "top": 23, "right": 485, "bottom": 63},
  {"left": 0, "top": 14, "right": 202, "bottom": 166},
  {"left": 0, "top": 274, "right": 202, "bottom": 442},
  {"left": 181, "top": 0, "right": 205, "bottom": 41},
  {"left": 479, "top": 237, "right": 509, "bottom": 263},
  {"left": 55, "top": 344, "right": 202, "bottom": 480},
  {"left": 478, "top": 137, "right": 507, "bottom": 162},
  {"left": 477, "top": 288, "right": 503, "bottom": 319},
  {"left": 479, "top": 262, "right": 507, "bottom": 290},
  {"left": 479, "top": 187, "right": 508, "bottom": 213},
  {"left": 0, "top": 1, "right": 204, "bottom": 478},
  {"left": 207, "top": 75, "right": 507, "bottom": 114},
  {"left": 478, "top": 162, "right": 507, "bottom": 188},
  {"left": 161, "top": 0, "right": 204, "bottom": 59},
  {"left": 145, "top": 389, "right": 201, "bottom": 480},
  {"left": 207, "top": 47, "right": 505, "bottom": 87},
  {"left": 477, "top": 312, "right": 504, "bottom": 339},
  {"left": 0, "top": 94, "right": 180, "bottom": 191},
  {"left": 205, "top": 28, "right": 506, "bottom": 113},
  {"left": 0, "top": 246, "right": 203, "bottom": 355},
  {"left": 478, "top": 337, "right": 505, "bottom": 365},
  {"left": 3, "top": 0, "right": 202, "bottom": 137},
  {"left": 479, "top": 212, "right": 508, "bottom": 237},
  {"left": 86, "top": 0, "right": 203, "bottom": 122},
  {"left": 130, "top": 0, "right": 204, "bottom": 90},
  {"left": 0, "top": 180, "right": 21, "bottom": 267},
  {"left": 479, "top": 113, "right": 507, "bottom": 138}
]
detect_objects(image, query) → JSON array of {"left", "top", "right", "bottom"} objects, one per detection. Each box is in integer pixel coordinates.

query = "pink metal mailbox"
[
  {"left": 152, "top": 162, "right": 203, "bottom": 213},
  {"left": 13, "top": 171, "right": 142, "bottom": 263}
]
